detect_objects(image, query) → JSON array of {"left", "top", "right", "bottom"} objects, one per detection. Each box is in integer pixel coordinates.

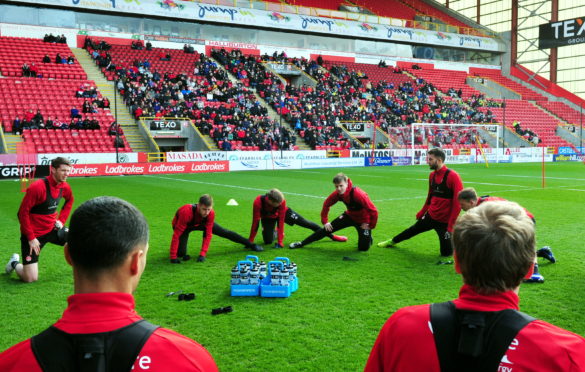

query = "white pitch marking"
[
  {"left": 496, "top": 174, "right": 585, "bottom": 181},
  {"left": 147, "top": 175, "right": 325, "bottom": 199}
]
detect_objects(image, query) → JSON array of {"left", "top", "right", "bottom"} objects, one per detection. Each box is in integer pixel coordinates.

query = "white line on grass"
[
  {"left": 496, "top": 174, "right": 585, "bottom": 182},
  {"left": 146, "top": 175, "right": 325, "bottom": 199}
]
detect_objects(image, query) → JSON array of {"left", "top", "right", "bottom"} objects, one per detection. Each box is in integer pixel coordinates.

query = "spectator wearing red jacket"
[
  {"left": 365, "top": 201, "right": 585, "bottom": 372},
  {"left": 378, "top": 148, "right": 463, "bottom": 257},
  {"left": 0, "top": 196, "right": 219, "bottom": 371},
  {"left": 248, "top": 189, "right": 346, "bottom": 248},
  {"left": 6, "top": 157, "right": 74, "bottom": 283},
  {"left": 289, "top": 173, "right": 378, "bottom": 251},
  {"left": 170, "top": 194, "right": 262, "bottom": 263}
]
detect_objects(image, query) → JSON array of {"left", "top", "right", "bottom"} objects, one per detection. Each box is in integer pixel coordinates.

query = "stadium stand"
[
  {"left": 288, "top": 0, "right": 346, "bottom": 11},
  {"left": 0, "top": 36, "right": 86, "bottom": 80},
  {"left": 472, "top": 69, "right": 547, "bottom": 101},
  {"left": 352, "top": 0, "right": 416, "bottom": 23},
  {"left": 406, "top": 67, "right": 482, "bottom": 99},
  {"left": 537, "top": 101, "right": 584, "bottom": 125},
  {"left": 0, "top": 78, "right": 130, "bottom": 153}
]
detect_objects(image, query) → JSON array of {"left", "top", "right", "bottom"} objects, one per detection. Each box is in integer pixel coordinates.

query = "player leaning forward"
[
  {"left": 289, "top": 173, "right": 378, "bottom": 251},
  {"left": 378, "top": 148, "right": 463, "bottom": 257},
  {"left": 6, "top": 157, "right": 74, "bottom": 283}
]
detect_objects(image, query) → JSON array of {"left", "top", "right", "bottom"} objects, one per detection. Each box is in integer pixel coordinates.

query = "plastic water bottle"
[
  {"left": 230, "top": 266, "right": 240, "bottom": 285},
  {"left": 259, "top": 261, "right": 267, "bottom": 279},
  {"left": 239, "top": 266, "right": 250, "bottom": 285},
  {"left": 271, "top": 268, "right": 280, "bottom": 286},
  {"left": 249, "top": 266, "right": 260, "bottom": 285},
  {"left": 286, "top": 264, "right": 295, "bottom": 282},
  {"left": 280, "top": 268, "right": 290, "bottom": 286}
]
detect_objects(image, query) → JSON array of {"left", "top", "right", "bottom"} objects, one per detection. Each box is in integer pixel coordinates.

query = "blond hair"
[
  {"left": 266, "top": 189, "right": 284, "bottom": 204},
  {"left": 453, "top": 201, "right": 535, "bottom": 295}
]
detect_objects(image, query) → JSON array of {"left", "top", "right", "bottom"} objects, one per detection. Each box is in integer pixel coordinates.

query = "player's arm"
[
  {"left": 276, "top": 200, "right": 286, "bottom": 246},
  {"left": 17, "top": 183, "right": 43, "bottom": 246},
  {"left": 199, "top": 211, "right": 214, "bottom": 257},
  {"left": 169, "top": 207, "right": 190, "bottom": 259},
  {"left": 446, "top": 172, "right": 464, "bottom": 232},
  {"left": 248, "top": 196, "right": 262, "bottom": 242},
  {"left": 320, "top": 192, "right": 338, "bottom": 225},
  {"left": 56, "top": 184, "right": 74, "bottom": 228},
  {"left": 355, "top": 189, "right": 378, "bottom": 229},
  {"left": 416, "top": 175, "right": 432, "bottom": 219}
]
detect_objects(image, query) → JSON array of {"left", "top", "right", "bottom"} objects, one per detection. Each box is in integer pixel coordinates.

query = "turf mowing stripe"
[{"left": 146, "top": 175, "right": 326, "bottom": 199}]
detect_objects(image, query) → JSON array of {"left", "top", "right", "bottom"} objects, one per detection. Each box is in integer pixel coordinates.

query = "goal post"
[{"left": 409, "top": 123, "right": 501, "bottom": 165}]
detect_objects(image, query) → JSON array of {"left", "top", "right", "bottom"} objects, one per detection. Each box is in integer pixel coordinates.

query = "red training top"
[
  {"left": 416, "top": 166, "right": 463, "bottom": 232},
  {"left": 170, "top": 204, "right": 214, "bottom": 259},
  {"left": 249, "top": 195, "right": 287, "bottom": 246},
  {"left": 18, "top": 176, "right": 74, "bottom": 241},
  {"left": 477, "top": 196, "right": 535, "bottom": 220},
  {"left": 365, "top": 284, "right": 585, "bottom": 372},
  {"left": 321, "top": 178, "right": 378, "bottom": 228},
  {"left": 0, "top": 293, "right": 219, "bottom": 371}
]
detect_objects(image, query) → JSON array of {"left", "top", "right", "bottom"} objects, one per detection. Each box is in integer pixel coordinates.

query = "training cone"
[{"left": 226, "top": 199, "right": 239, "bottom": 206}]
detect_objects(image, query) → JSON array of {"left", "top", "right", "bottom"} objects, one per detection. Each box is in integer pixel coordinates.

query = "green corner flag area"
[{"left": 1, "top": 162, "right": 584, "bottom": 371}]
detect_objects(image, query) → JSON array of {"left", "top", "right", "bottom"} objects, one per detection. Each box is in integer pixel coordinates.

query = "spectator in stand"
[
  {"left": 23, "top": 110, "right": 35, "bottom": 128},
  {"left": 45, "top": 116, "right": 54, "bottom": 129},
  {"left": 183, "top": 44, "right": 195, "bottom": 54},
  {"left": 12, "top": 116, "right": 22, "bottom": 135},
  {"left": 67, "top": 56, "right": 75, "bottom": 64},
  {"left": 146, "top": 41, "right": 152, "bottom": 50},
  {"left": 82, "top": 100, "right": 92, "bottom": 113},
  {"left": 55, "top": 53, "right": 62, "bottom": 64},
  {"left": 70, "top": 107, "right": 82, "bottom": 119},
  {"left": 33, "top": 110, "right": 44, "bottom": 129},
  {"left": 29, "top": 63, "right": 39, "bottom": 78},
  {"left": 21, "top": 63, "right": 30, "bottom": 77},
  {"left": 42, "top": 54, "right": 51, "bottom": 63}
]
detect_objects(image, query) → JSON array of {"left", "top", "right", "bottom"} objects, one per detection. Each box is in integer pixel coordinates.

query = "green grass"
[{"left": 1, "top": 162, "right": 584, "bottom": 370}]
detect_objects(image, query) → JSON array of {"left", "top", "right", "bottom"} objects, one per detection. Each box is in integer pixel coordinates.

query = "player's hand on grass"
[
  {"left": 361, "top": 223, "right": 370, "bottom": 230},
  {"left": 54, "top": 220, "right": 63, "bottom": 229},
  {"left": 324, "top": 222, "right": 333, "bottom": 232},
  {"left": 29, "top": 238, "right": 41, "bottom": 255}
]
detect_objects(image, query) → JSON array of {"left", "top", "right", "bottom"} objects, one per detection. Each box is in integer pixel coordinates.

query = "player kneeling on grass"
[
  {"left": 170, "top": 194, "right": 262, "bottom": 263},
  {"left": 289, "top": 173, "right": 377, "bottom": 251},
  {"left": 457, "top": 187, "right": 555, "bottom": 283},
  {"left": 249, "top": 188, "right": 347, "bottom": 248}
]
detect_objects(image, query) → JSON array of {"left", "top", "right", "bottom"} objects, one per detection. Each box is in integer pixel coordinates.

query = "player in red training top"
[
  {"left": 0, "top": 196, "right": 219, "bottom": 372},
  {"left": 170, "top": 194, "right": 262, "bottom": 263},
  {"left": 289, "top": 173, "right": 378, "bottom": 251},
  {"left": 365, "top": 201, "right": 585, "bottom": 372},
  {"left": 248, "top": 188, "right": 347, "bottom": 248},
  {"left": 458, "top": 187, "right": 556, "bottom": 283},
  {"left": 6, "top": 157, "right": 74, "bottom": 283},
  {"left": 378, "top": 148, "right": 463, "bottom": 257}
]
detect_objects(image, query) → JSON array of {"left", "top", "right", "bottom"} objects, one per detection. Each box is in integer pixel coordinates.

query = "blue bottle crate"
[
  {"left": 274, "top": 256, "right": 298, "bottom": 293},
  {"left": 260, "top": 260, "right": 292, "bottom": 298},
  {"left": 230, "top": 260, "right": 260, "bottom": 297}
]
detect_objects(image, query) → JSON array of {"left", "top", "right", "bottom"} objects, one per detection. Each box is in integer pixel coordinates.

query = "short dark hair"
[
  {"left": 68, "top": 196, "right": 149, "bottom": 275},
  {"left": 199, "top": 194, "right": 213, "bottom": 207},
  {"left": 51, "top": 157, "right": 71, "bottom": 168},
  {"left": 458, "top": 187, "right": 478, "bottom": 202},
  {"left": 427, "top": 148, "right": 446, "bottom": 162},
  {"left": 333, "top": 173, "right": 348, "bottom": 184},
  {"left": 266, "top": 189, "right": 284, "bottom": 204}
]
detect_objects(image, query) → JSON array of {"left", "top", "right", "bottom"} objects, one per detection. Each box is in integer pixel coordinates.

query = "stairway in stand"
[{"left": 71, "top": 48, "right": 150, "bottom": 153}]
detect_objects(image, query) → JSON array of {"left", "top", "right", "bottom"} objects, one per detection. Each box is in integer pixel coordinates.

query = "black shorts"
[{"left": 20, "top": 228, "right": 67, "bottom": 265}]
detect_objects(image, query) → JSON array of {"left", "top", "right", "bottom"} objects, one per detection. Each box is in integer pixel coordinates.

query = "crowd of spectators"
[
  {"left": 12, "top": 108, "right": 101, "bottom": 134},
  {"left": 513, "top": 120, "right": 540, "bottom": 145},
  {"left": 43, "top": 34, "right": 67, "bottom": 44},
  {"left": 100, "top": 46, "right": 293, "bottom": 150}
]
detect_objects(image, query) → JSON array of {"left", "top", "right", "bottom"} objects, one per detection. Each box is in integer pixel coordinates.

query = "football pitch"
[{"left": 1, "top": 161, "right": 584, "bottom": 370}]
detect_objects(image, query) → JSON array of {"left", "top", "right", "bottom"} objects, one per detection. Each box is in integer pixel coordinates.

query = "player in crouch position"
[
  {"left": 289, "top": 173, "right": 377, "bottom": 251},
  {"left": 170, "top": 194, "right": 262, "bottom": 263},
  {"left": 378, "top": 148, "right": 463, "bottom": 257},
  {"left": 457, "top": 187, "right": 555, "bottom": 283},
  {"left": 249, "top": 188, "right": 347, "bottom": 248}
]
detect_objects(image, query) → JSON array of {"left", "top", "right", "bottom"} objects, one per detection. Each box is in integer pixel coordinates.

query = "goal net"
[{"left": 395, "top": 123, "right": 502, "bottom": 165}]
